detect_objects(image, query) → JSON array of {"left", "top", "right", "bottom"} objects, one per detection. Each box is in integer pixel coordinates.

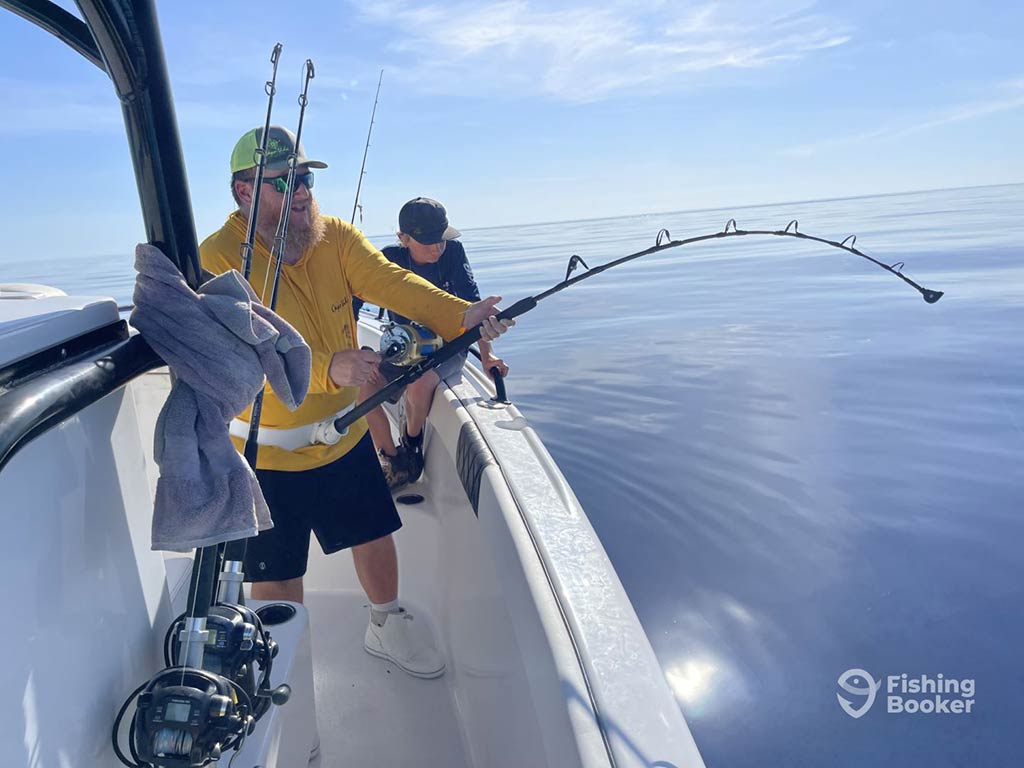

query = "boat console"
[{"left": 0, "top": 286, "right": 318, "bottom": 766}]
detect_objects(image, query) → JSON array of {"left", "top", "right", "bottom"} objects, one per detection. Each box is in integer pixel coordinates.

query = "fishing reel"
[
  {"left": 380, "top": 322, "right": 443, "bottom": 366},
  {"left": 116, "top": 604, "right": 289, "bottom": 767},
  {"left": 133, "top": 667, "right": 251, "bottom": 767},
  {"left": 167, "top": 603, "right": 286, "bottom": 720}
]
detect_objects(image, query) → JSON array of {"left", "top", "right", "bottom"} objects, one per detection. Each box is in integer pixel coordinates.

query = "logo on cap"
[{"left": 265, "top": 135, "right": 291, "bottom": 164}]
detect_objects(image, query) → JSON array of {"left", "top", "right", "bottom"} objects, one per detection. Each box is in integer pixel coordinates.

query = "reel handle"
[{"left": 271, "top": 683, "right": 292, "bottom": 706}]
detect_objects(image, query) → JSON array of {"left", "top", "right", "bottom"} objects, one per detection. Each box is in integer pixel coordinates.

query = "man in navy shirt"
[{"left": 359, "top": 198, "right": 508, "bottom": 488}]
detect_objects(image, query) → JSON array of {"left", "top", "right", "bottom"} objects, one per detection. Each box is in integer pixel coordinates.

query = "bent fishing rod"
[
  {"left": 351, "top": 69, "right": 383, "bottom": 225},
  {"left": 335, "top": 218, "right": 944, "bottom": 434}
]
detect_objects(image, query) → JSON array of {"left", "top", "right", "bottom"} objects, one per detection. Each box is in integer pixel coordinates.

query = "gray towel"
[{"left": 131, "top": 244, "right": 310, "bottom": 552}]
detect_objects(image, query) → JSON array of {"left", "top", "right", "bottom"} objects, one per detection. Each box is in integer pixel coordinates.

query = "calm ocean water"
[{"left": 4, "top": 183, "right": 1021, "bottom": 766}]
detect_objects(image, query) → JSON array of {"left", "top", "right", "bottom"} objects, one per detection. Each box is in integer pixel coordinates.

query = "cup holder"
[{"left": 256, "top": 602, "right": 297, "bottom": 626}]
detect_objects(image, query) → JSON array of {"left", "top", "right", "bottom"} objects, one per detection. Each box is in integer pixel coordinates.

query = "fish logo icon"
[{"left": 837, "top": 668, "right": 881, "bottom": 719}]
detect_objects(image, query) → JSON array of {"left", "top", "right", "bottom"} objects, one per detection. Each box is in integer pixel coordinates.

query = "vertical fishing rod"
[
  {"left": 217, "top": 42, "right": 284, "bottom": 607},
  {"left": 350, "top": 69, "right": 383, "bottom": 225},
  {"left": 239, "top": 42, "right": 283, "bottom": 280},
  {"left": 248, "top": 58, "right": 315, "bottom": 478},
  {"left": 217, "top": 61, "right": 317, "bottom": 604},
  {"left": 265, "top": 59, "right": 315, "bottom": 308},
  {"left": 220, "top": 59, "right": 316, "bottom": 604},
  {"left": 180, "top": 47, "right": 291, "bottom": 675},
  {"left": 218, "top": 59, "right": 316, "bottom": 606}
]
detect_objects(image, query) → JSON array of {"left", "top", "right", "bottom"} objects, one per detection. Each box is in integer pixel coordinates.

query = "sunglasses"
[{"left": 262, "top": 171, "right": 314, "bottom": 194}]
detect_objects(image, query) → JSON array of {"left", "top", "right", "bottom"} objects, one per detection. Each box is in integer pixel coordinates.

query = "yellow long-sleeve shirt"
[{"left": 200, "top": 212, "right": 471, "bottom": 471}]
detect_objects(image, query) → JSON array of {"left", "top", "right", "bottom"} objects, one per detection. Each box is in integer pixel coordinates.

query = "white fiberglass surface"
[
  {"left": 0, "top": 387, "right": 177, "bottom": 767},
  {"left": 0, "top": 293, "right": 119, "bottom": 367},
  {"left": 304, "top": 589, "right": 470, "bottom": 768}
]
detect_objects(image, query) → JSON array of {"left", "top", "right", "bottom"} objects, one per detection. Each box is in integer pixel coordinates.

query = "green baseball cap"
[{"left": 230, "top": 125, "right": 327, "bottom": 174}]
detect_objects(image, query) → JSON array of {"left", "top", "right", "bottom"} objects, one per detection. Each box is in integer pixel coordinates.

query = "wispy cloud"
[
  {"left": 781, "top": 81, "right": 1024, "bottom": 157},
  {"left": 352, "top": 0, "right": 851, "bottom": 103}
]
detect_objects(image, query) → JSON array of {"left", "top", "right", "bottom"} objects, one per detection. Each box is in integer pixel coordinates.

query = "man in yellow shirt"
[{"left": 200, "top": 126, "right": 511, "bottom": 678}]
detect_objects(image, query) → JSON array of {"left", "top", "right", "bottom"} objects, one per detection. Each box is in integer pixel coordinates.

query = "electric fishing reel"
[
  {"left": 380, "top": 322, "right": 443, "bottom": 366},
  {"left": 166, "top": 602, "right": 285, "bottom": 719},
  {"left": 116, "top": 604, "right": 289, "bottom": 767},
  {"left": 133, "top": 667, "right": 251, "bottom": 767}
]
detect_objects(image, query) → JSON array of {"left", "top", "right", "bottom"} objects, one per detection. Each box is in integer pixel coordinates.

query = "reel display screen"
[{"left": 164, "top": 700, "right": 191, "bottom": 723}]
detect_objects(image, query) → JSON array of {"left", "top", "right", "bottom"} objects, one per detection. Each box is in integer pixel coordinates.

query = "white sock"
[
  {"left": 369, "top": 599, "right": 401, "bottom": 627},
  {"left": 370, "top": 598, "right": 397, "bottom": 618}
]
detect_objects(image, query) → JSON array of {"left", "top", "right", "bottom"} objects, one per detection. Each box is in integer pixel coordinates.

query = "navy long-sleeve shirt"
[{"left": 354, "top": 240, "right": 481, "bottom": 335}]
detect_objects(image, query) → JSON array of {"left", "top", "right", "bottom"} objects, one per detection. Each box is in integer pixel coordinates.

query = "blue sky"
[{"left": 1, "top": 1, "right": 1022, "bottom": 260}]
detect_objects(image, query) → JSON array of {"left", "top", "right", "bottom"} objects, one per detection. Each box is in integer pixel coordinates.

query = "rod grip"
[{"left": 497, "top": 296, "right": 537, "bottom": 321}]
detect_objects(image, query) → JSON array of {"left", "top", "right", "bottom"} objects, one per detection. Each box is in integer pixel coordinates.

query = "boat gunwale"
[{"left": 444, "top": 356, "right": 706, "bottom": 768}]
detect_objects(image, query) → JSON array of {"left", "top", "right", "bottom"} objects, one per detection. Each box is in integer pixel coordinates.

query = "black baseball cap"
[{"left": 399, "top": 198, "right": 461, "bottom": 245}]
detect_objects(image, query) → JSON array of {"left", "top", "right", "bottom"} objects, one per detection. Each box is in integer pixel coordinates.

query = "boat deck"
[
  {"left": 302, "top": 415, "right": 474, "bottom": 768},
  {"left": 306, "top": 589, "right": 469, "bottom": 768}
]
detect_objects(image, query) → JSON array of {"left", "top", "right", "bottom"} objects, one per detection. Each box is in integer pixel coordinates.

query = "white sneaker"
[{"left": 364, "top": 607, "right": 446, "bottom": 679}]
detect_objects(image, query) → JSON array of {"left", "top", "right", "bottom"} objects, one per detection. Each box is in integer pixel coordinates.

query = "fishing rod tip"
[{"left": 921, "top": 289, "right": 944, "bottom": 304}]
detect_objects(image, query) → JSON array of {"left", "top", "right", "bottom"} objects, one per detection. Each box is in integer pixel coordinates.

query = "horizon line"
[{"left": 366, "top": 180, "right": 1024, "bottom": 241}]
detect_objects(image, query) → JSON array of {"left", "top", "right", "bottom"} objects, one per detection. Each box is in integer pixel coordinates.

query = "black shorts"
[{"left": 245, "top": 432, "right": 402, "bottom": 582}]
